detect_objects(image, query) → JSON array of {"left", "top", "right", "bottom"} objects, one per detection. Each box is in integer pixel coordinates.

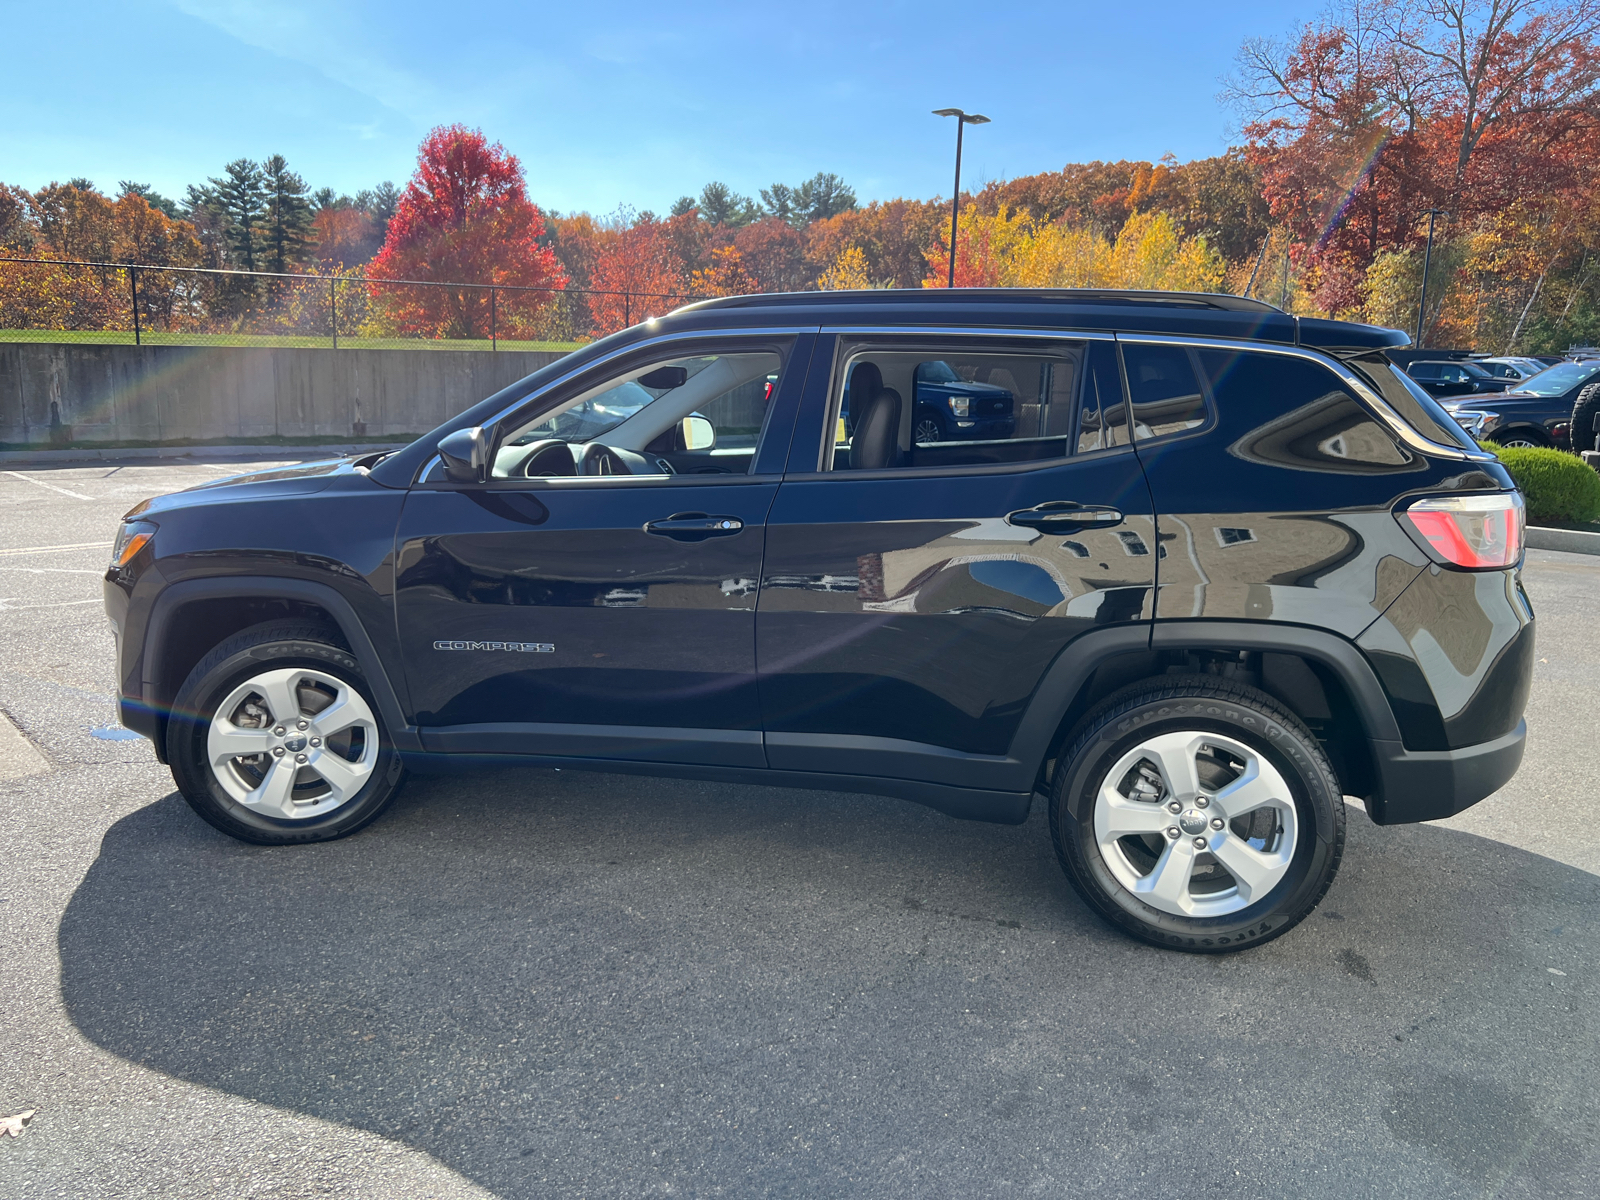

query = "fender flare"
[
  {"left": 142, "top": 576, "right": 419, "bottom": 753},
  {"left": 1006, "top": 620, "right": 1402, "bottom": 786}
]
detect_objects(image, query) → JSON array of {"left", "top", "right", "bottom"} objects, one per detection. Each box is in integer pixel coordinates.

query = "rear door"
[
  {"left": 756, "top": 331, "right": 1155, "bottom": 791},
  {"left": 395, "top": 333, "right": 811, "bottom": 767}
]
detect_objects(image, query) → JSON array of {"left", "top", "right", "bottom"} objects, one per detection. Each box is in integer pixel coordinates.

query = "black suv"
[
  {"left": 1404, "top": 358, "right": 1514, "bottom": 398},
  {"left": 1441, "top": 358, "right": 1600, "bottom": 450},
  {"left": 104, "top": 289, "right": 1533, "bottom": 953}
]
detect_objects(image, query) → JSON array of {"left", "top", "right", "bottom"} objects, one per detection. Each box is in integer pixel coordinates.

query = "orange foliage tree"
[
  {"left": 368, "top": 124, "right": 566, "bottom": 339},
  {"left": 586, "top": 210, "right": 690, "bottom": 334}
]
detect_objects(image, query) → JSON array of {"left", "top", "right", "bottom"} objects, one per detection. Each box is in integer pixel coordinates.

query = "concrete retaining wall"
[{"left": 0, "top": 342, "right": 569, "bottom": 446}]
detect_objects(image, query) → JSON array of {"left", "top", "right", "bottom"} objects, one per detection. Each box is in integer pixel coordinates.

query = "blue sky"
[{"left": 2, "top": 1, "right": 1320, "bottom": 215}]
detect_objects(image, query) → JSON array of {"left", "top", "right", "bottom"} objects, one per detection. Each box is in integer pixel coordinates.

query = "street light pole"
[
  {"left": 1416, "top": 208, "right": 1446, "bottom": 347},
  {"left": 933, "top": 108, "right": 990, "bottom": 288}
]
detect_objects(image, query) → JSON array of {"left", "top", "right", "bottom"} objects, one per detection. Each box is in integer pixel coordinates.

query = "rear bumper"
[{"left": 1366, "top": 719, "right": 1526, "bottom": 824}]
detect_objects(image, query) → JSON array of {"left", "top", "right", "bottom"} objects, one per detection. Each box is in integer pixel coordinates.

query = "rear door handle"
[
  {"left": 644, "top": 511, "right": 745, "bottom": 541},
  {"left": 1005, "top": 501, "right": 1123, "bottom": 531}
]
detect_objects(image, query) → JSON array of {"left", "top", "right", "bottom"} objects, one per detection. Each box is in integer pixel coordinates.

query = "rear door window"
[{"left": 824, "top": 339, "right": 1129, "bottom": 472}]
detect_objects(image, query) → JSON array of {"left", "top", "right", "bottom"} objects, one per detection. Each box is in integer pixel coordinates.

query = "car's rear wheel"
[
  {"left": 167, "top": 621, "right": 406, "bottom": 845},
  {"left": 1050, "top": 677, "right": 1345, "bottom": 952}
]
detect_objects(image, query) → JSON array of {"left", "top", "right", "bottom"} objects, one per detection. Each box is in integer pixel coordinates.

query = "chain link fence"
[{"left": 0, "top": 257, "right": 698, "bottom": 351}]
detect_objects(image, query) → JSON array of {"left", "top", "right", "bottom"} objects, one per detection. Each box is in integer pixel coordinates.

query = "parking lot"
[{"left": 1, "top": 458, "right": 1597, "bottom": 1199}]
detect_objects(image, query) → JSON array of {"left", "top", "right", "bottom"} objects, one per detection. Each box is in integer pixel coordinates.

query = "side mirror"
[
  {"left": 681, "top": 414, "right": 715, "bottom": 451},
  {"left": 438, "top": 425, "right": 492, "bottom": 483}
]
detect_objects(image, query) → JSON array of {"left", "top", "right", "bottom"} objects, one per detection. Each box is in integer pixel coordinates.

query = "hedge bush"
[{"left": 1480, "top": 443, "right": 1600, "bottom": 524}]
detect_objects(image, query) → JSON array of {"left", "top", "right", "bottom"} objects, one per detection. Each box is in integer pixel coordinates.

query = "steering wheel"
[
  {"left": 517, "top": 439, "right": 576, "bottom": 478},
  {"left": 573, "top": 442, "right": 633, "bottom": 477}
]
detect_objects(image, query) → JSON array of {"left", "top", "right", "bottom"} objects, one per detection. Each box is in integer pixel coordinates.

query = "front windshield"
[
  {"left": 916, "top": 360, "right": 962, "bottom": 384},
  {"left": 1514, "top": 361, "right": 1600, "bottom": 396},
  {"left": 512, "top": 380, "right": 656, "bottom": 444}
]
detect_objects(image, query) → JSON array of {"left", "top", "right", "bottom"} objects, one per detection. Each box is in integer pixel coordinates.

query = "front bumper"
[{"left": 1366, "top": 719, "right": 1526, "bottom": 824}]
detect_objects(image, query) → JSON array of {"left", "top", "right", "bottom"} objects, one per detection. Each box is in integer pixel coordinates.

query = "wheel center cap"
[
  {"left": 282, "top": 734, "right": 308, "bottom": 753},
  {"left": 1178, "top": 809, "right": 1209, "bottom": 836}
]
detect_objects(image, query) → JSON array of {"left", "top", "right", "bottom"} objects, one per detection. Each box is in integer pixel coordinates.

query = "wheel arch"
[
  {"left": 1012, "top": 622, "right": 1402, "bottom": 806},
  {"left": 137, "top": 577, "right": 417, "bottom": 760}
]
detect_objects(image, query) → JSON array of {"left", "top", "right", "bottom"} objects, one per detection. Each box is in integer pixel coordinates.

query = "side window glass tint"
[
  {"left": 828, "top": 343, "right": 1105, "bottom": 472},
  {"left": 1346, "top": 355, "right": 1480, "bottom": 451},
  {"left": 488, "top": 349, "right": 783, "bottom": 480},
  {"left": 1123, "top": 344, "right": 1208, "bottom": 440},
  {"left": 1199, "top": 349, "right": 1420, "bottom": 473},
  {"left": 1078, "top": 340, "right": 1129, "bottom": 452}
]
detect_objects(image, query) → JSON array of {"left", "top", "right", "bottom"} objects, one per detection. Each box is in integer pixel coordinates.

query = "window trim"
[{"left": 809, "top": 327, "right": 1129, "bottom": 478}]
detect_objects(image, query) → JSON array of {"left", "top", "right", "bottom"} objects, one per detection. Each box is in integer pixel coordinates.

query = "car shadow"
[{"left": 59, "top": 770, "right": 1600, "bottom": 1199}]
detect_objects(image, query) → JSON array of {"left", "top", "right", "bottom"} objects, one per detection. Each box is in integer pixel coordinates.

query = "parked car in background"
[
  {"left": 1442, "top": 358, "right": 1600, "bottom": 448},
  {"left": 1404, "top": 359, "right": 1516, "bottom": 398},
  {"left": 1472, "top": 356, "right": 1548, "bottom": 382}
]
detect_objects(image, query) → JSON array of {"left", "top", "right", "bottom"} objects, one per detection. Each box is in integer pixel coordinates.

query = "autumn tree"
[
  {"left": 368, "top": 124, "right": 566, "bottom": 339},
  {"left": 732, "top": 218, "right": 810, "bottom": 292},
  {"left": 586, "top": 208, "right": 686, "bottom": 334},
  {"left": 1229, "top": 0, "right": 1600, "bottom": 320}
]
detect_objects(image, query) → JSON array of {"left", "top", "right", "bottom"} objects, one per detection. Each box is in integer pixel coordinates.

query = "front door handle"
[
  {"left": 1005, "top": 501, "right": 1123, "bottom": 532},
  {"left": 644, "top": 512, "right": 745, "bottom": 541}
]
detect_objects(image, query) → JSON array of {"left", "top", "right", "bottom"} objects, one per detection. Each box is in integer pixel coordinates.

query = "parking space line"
[
  {"left": 0, "top": 542, "right": 113, "bottom": 557},
  {"left": 0, "top": 597, "right": 104, "bottom": 612},
  {"left": 3, "top": 471, "right": 95, "bottom": 500}
]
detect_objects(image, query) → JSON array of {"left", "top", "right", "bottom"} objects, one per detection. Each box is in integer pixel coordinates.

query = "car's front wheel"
[
  {"left": 167, "top": 621, "right": 406, "bottom": 845},
  {"left": 912, "top": 411, "right": 945, "bottom": 443},
  {"left": 1050, "top": 677, "right": 1345, "bottom": 952}
]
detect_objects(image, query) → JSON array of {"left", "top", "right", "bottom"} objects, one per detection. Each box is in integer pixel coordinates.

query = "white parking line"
[
  {"left": 0, "top": 597, "right": 104, "bottom": 612},
  {"left": 3, "top": 471, "right": 95, "bottom": 500},
  {"left": 0, "top": 542, "right": 113, "bottom": 557}
]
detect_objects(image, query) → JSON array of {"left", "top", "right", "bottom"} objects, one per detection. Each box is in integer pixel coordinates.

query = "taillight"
[{"left": 1399, "top": 493, "right": 1524, "bottom": 569}]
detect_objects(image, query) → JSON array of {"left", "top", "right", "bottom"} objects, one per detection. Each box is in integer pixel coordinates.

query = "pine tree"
[
  {"left": 209, "top": 159, "right": 268, "bottom": 270},
  {"left": 260, "top": 154, "right": 312, "bottom": 273}
]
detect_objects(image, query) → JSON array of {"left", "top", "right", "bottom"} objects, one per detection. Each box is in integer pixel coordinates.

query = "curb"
[
  {"left": 0, "top": 442, "right": 413, "bottom": 466},
  {"left": 1527, "top": 525, "right": 1600, "bottom": 556}
]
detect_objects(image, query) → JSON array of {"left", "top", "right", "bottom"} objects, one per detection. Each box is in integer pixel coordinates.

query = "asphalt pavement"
[{"left": 1, "top": 459, "right": 1597, "bottom": 1199}]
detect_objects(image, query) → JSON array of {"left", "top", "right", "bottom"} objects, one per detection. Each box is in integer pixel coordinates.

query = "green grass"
[{"left": 0, "top": 329, "right": 583, "bottom": 353}]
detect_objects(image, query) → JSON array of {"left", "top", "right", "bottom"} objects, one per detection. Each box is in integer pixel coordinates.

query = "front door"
[
  {"left": 396, "top": 334, "right": 809, "bottom": 767},
  {"left": 756, "top": 333, "right": 1155, "bottom": 788}
]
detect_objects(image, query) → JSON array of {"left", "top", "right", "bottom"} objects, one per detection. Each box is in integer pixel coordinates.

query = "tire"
[
  {"left": 1491, "top": 429, "right": 1549, "bottom": 450},
  {"left": 912, "top": 411, "right": 945, "bottom": 444},
  {"left": 1570, "top": 382, "right": 1600, "bottom": 453},
  {"left": 1049, "top": 676, "right": 1345, "bottom": 953},
  {"left": 166, "top": 621, "right": 406, "bottom": 845}
]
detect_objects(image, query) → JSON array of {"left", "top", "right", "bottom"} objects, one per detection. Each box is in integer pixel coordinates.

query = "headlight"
[
  {"left": 1448, "top": 409, "right": 1497, "bottom": 436},
  {"left": 111, "top": 519, "right": 158, "bottom": 568},
  {"left": 948, "top": 396, "right": 970, "bottom": 417}
]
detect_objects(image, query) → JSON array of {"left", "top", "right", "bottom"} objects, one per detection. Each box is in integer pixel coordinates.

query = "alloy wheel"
[
  {"left": 205, "top": 667, "right": 379, "bottom": 819},
  {"left": 1092, "top": 731, "right": 1298, "bottom": 918}
]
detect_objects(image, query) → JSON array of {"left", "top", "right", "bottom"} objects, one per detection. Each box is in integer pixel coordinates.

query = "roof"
[{"left": 666, "top": 288, "right": 1410, "bottom": 353}]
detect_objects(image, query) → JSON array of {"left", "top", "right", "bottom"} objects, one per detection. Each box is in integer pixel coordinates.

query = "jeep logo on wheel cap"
[
  {"left": 1179, "top": 809, "right": 1210, "bottom": 836},
  {"left": 282, "top": 734, "right": 307, "bottom": 753}
]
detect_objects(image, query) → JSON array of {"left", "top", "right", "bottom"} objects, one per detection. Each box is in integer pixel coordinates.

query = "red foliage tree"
[
  {"left": 587, "top": 210, "right": 687, "bottom": 335},
  {"left": 368, "top": 125, "right": 565, "bottom": 338},
  {"left": 732, "top": 218, "right": 809, "bottom": 292}
]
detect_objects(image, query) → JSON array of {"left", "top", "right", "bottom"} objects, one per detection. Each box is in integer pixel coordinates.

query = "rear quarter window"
[{"left": 1347, "top": 355, "right": 1480, "bottom": 451}]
